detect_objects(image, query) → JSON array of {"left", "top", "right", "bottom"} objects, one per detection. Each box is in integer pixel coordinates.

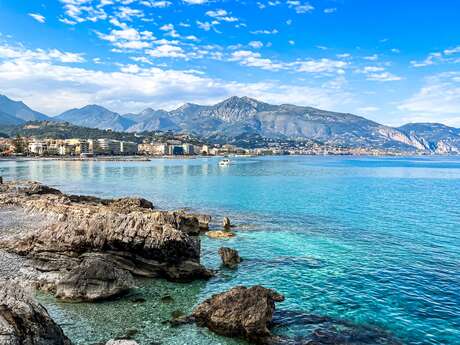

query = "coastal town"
[{"left": 0, "top": 135, "right": 417, "bottom": 158}]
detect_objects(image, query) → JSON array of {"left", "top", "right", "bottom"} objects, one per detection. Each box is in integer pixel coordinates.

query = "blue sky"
[{"left": 0, "top": 0, "right": 459, "bottom": 126}]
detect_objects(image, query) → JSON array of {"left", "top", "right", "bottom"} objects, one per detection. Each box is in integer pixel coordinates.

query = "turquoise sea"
[{"left": 1, "top": 156, "right": 459, "bottom": 345}]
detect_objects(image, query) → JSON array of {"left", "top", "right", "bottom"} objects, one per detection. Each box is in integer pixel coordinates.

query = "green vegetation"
[{"left": 3, "top": 121, "right": 143, "bottom": 143}]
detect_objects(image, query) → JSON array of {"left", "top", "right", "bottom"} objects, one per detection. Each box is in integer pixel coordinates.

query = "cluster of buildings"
[
  {"left": 1, "top": 138, "right": 139, "bottom": 157},
  {"left": 138, "top": 141, "right": 247, "bottom": 156},
  {"left": 0, "top": 136, "right": 410, "bottom": 158}
]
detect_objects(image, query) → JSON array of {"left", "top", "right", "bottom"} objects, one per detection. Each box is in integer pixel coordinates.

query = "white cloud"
[
  {"left": 398, "top": 72, "right": 460, "bottom": 126},
  {"left": 116, "top": 6, "right": 144, "bottom": 21},
  {"left": 357, "top": 106, "right": 379, "bottom": 113},
  {"left": 286, "top": 1, "right": 314, "bottom": 14},
  {"left": 250, "top": 29, "right": 279, "bottom": 35},
  {"left": 324, "top": 8, "right": 337, "bottom": 14},
  {"left": 28, "top": 13, "right": 46, "bottom": 23},
  {"left": 196, "top": 19, "right": 222, "bottom": 32},
  {"left": 230, "top": 51, "right": 348, "bottom": 74},
  {"left": 206, "top": 9, "right": 239, "bottom": 22},
  {"left": 356, "top": 65, "right": 402, "bottom": 82},
  {"left": 0, "top": 44, "right": 85, "bottom": 63},
  {"left": 96, "top": 26, "right": 154, "bottom": 50},
  {"left": 249, "top": 41, "right": 263, "bottom": 49},
  {"left": 444, "top": 46, "right": 460, "bottom": 55},
  {"left": 59, "top": 0, "right": 107, "bottom": 23},
  {"left": 0, "top": 50, "right": 354, "bottom": 115},
  {"left": 365, "top": 71, "right": 402, "bottom": 82},
  {"left": 293, "top": 58, "right": 348, "bottom": 73},
  {"left": 230, "top": 50, "right": 284, "bottom": 70},
  {"left": 183, "top": 0, "right": 209, "bottom": 4},
  {"left": 146, "top": 44, "right": 186, "bottom": 58},
  {"left": 411, "top": 46, "right": 460, "bottom": 67},
  {"left": 364, "top": 54, "right": 378, "bottom": 61},
  {"left": 140, "top": 1, "right": 172, "bottom": 7}
]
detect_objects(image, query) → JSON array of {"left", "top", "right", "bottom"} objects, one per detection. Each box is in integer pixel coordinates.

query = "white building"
[
  {"left": 28, "top": 141, "right": 47, "bottom": 155},
  {"left": 182, "top": 143, "right": 194, "bottom": 155}
]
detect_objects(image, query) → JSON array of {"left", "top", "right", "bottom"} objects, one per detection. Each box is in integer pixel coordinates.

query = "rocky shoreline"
[{"left": 0, "top": 179, "right": 402, "bottom": 345}]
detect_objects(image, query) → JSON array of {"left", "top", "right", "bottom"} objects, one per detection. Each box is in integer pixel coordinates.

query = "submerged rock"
[
  {"left": 55, "top": 255, "right": 135, "bottom": 302},
  {"left": 105, "top": 340, "right": 139, "bottom": 345},
  {"left": 0, "top": 180, "right": 213, "bottom": 294},
  {"left": 218, "top": 247, "right": 241, "bottom": 268},
  {"left": 269, "top": 309, "right": 403, "bottom": 345},
  {"left": 0, "top": 280, "right": 72, "bottom": 345},
  {"left": 192, "top": 285, "right": 285, "bottom": 342},
  {"left": 206, "top": 230, "right": 236, "bottom": 239}
]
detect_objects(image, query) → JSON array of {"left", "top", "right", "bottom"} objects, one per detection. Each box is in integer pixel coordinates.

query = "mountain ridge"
[
  {"left": 0, "top": 95, "right": 49, "bottom": 123},
  {"left": 1, "top": 94, "right": 459, "bottom": 153}
]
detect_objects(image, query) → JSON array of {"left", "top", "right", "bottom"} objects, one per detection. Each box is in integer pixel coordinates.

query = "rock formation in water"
[
  {"left": 218, "top": 247, "right": 241, "bottom": 268},
  {"left": 192, "top": 285, "right": 285, "bottom": 343},
  {"left": 55, "top": 255, "right": 135, "bottom": 302},
  {"left": 0, "top": 180, "right": 213, "bottom": 301},
  {"left": 0, "top": 280, "right": 72, "bottom": 345},
  {"left": 223, "top": 216, "right": 232, "bottom": 230},
  {"left": 206, "top": 230, "right": 236, "bottom": 239}
]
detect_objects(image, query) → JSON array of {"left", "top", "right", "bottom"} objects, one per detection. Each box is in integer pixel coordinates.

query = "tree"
[{"left": 12, "top": 135, "right": 25, "bottom": 154}]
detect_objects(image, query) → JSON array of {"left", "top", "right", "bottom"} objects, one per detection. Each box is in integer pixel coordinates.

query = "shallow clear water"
[{"left": 1, "top": 156, "right": 459, "bottom": 345}]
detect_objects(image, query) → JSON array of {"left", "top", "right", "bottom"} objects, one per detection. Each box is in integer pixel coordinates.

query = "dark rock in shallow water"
[
  {"left": 218, "top": 247, "right": 241, "bottom": 268},
  {"left": 55, "top": 255, "right": 134, "bottom": 302},
  {"left": 271, "top": 310, "right": 402, "bottom": 345},
  {"left": 131, "top": 296, "right": 147, "bottom": 303},
  {"left": 0, "top": 280, "right": 72, "bottom": 345},
  {"left": 161, "top": 295, "right": 174, "bottom": 303},
  {"left": 192, "top": 285, "right": 285, "bottom": 342},
  {"left": 105, "top": 340, "right": 139, "bottom": 345}
]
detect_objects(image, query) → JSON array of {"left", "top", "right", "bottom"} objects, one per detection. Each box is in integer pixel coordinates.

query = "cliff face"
[{"left": 0, "top": 181, "right": 213, "bottom": 291}]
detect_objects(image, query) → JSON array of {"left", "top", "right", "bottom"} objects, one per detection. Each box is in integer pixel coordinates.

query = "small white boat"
[{"left": 219, "top": 158, "right": 231, "bottom": 166}]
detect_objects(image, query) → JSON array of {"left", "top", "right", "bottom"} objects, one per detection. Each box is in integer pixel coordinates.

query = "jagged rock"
[
  {"left": 0, "top": 180, "right": 61, "bottom": 196},
  {"left": 0, "top": 280, "right": 72, "bottom": 345},
  {"left": 192, "top": 213, "right": 212, "bottom": 232},
  {"left": 0, "top": 181, "right": 213, "bottom": 292},
  {"left": 206, "top": 230, "right": 236, "bottom": 239},
  {"left": 55, "top": 255, "right": 134, "bottom": 301},
  {"left": 192, "top": 285, "right": 285, "bottom": 342},
  {"left": 223, "top": 216, "right": 231, "bottom": 230},
  {"left": 105, "top": 340, "right": 139, "bottom": 345},
  {"left": 218, "top": 247, "right": 241, "bottom": 268}
]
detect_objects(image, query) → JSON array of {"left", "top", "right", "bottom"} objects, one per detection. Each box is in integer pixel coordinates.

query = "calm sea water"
[{"left": 1, "top": 156, "right": 459, "bottom": 345}]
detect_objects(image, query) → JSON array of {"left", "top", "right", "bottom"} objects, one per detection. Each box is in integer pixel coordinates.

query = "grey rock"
[
  {"left": 55, "top": 255, "right": 134, "bottom": 301},
  {"left": 192, "top": 285, "right": 285, "bottom": 342},
  {"left": 218, "top": 247, "right": 241, "bottom": 268},
  {"left": 0, "top": 181, "right": 213, "bottom": 293},
  {"left": 0, "top": 280, "right": 72, "bottom": 345},
  {"left": 223, "top": 216, "right": 231, "bottom": 230}
]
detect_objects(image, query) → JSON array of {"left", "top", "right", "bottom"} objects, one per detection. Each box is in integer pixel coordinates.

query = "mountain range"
[{"left": 0, "top": 94, "right": 459, "bottom": 153}]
